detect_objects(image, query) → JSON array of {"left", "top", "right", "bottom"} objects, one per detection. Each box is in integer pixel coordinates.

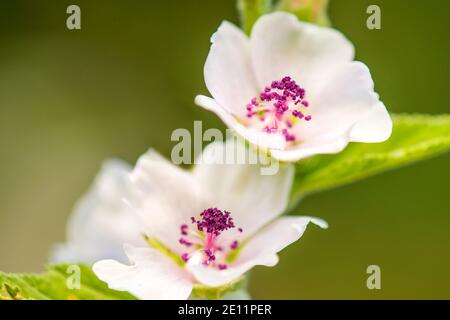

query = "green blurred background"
[{"left": 0, "top": 0, "right": 449, "bottom": 299}]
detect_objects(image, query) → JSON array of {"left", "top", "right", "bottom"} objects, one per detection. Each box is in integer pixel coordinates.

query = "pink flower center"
[
  {"left": 179, "top": 208, "right": 242, "bottom": 270},
  {"left": 246, "top": 76, "right": 311, "bottom": 142}
]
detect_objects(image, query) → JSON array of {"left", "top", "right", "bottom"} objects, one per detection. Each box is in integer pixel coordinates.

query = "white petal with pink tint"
[
  {"left": 125, "top": 149, "right": 207, "bottom": 254},
  {"left": 204, "top": 21, "right": 259, "bottom": 118},
  {"left": 294, "top": 62, "right": 390, "bottom": 142},
  {"left": 186, "top": 216, "right": 327, "bottom": 287},
  {"left": 195, "top": 95, "right": 286, "bottom": 150},
  {"left": 93, "top": 244, "right": 192, "bottom": 300},
  {"left": 193, "top": 140, "right": 294, "bottom": 239},
  {"left": 51, "top": 160, "right": 144, "bottom": 264},
  {"left": 250, "top": 12, "right": 354, "bottom": 90}
]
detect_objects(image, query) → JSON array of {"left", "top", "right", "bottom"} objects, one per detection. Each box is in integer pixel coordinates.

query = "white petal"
[
  {"left": 195, "top": 95, "right": 286, "bottom": 150},
  {"left": 187, "top": 216, "right": 326, "bottom": 287},
  {"left": 349, "top": 101, "right": 392, "bottom": 142},
  {"left": 203, "top": 21, "right": 259, "bottom": 118},
  {"left": 193, "top": 140, "right": 294, "bottom": 241},
  {"left": 271, "top": 62, "right": 392, "bottom": 161},
  {"left": 93, "top": 244, "right": 192, "bottom": 300},
  {"left": 51, "top": 160, "right": 144, "bottom": 263},
  {"left": 125, "top": 149, "right": 207, "bottom": 254},
  {"left": 236, "top": 216, "right": 328, "bottom": 264},
  {"left": 186, "top": 251, "right": 275, "bottom": 288},
  {"left": 297, "top": 62, "right": 389, "bottom": 141},
  {"left": 270, "top": 136, "right": 349, "bottom": 161},
  {"left": 51, "top": 244, "right": 83, "bottom": 263},
  {"left": 250, "top": 12, "right": 354, "bottom": 90}
]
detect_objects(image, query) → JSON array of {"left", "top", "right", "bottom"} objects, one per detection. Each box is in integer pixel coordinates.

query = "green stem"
[
  {"left": 276, "top": 0, "right": 331, "bottom": 26},
  {"left": 237, "top": 0, "right": 272, "bottom": 35}
]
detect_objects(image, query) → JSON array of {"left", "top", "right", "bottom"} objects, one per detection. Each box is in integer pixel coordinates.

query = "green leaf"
[
  {"left": 289, "top": 114, "right": 450, "bottom": 207},
  {"left": 276, "top": 0, "right": 331, "bottom": 26},
  {"left": 0, "top": 264, "right": 136, "bottom": 300},
  {"left": 237, "top": 0, "right": 272, "bottom": 35}
]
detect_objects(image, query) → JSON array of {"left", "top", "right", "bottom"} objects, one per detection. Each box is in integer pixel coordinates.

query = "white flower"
[
  {"left": 91, "top": 141, "right": 327, "bottom": 300},
  {"left": 195, "top": 12, "right": 392, "bottom": 162},
  {"left": 51, "top": 160, "right": 144, "bottom": 264}
]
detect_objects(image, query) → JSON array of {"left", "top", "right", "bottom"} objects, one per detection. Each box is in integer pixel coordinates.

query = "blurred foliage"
[
  {"left": 238, "top": 0, "right": 272, "bottom": 34},
  {"left": 276, "top": 0, "right": 331, "bottom": 26},
  {"left": 0, "top": 0, "right": 449, "bottom": 299},
  {"left": 290, "top": 114, "right": 450, "bottom": 207},
  {"left": 0, "top": 264, "right": 136, "bottom": 300}
]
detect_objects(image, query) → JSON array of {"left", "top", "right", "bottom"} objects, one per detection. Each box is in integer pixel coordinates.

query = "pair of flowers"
[{"left": 53, "top": 13, "right": 391, "bottom": 299}]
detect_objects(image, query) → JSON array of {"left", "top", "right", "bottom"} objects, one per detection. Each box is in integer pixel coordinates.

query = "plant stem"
[{"left": 237, "top": 0, "right": 272, "bottom": 34}]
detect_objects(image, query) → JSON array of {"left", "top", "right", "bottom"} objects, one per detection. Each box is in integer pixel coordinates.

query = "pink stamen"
[
  {"left": 180, "top": 224, "right": 188, "bottom": 236},
  {"left": 181, "top": 253, "right": 189, "bottom": 262},
  {"left": 245, "top": 76, "right": 312, "bottom": 143},
  {"left": 179, "top": 208, "right": 242, "bottom": 271},
  {"left": 218, "top": 264, "right": 228, "bottom": 270},
  {"left": 179, "top": 238, "right": 192, "bottom": 247}
]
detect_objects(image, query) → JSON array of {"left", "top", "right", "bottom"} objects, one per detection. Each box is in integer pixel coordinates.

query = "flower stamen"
[
  {"left": 246, "top": 76, "right": 311, "bottom": 143},
  {"left": 179, "top": 208, "right": 241, "bottom": 270}
]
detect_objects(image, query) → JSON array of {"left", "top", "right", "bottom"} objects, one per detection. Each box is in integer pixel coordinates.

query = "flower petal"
[
  {"left": 195, "top": 95, "right": 286, "bottom": 150},
  {"left": 186, "top": 216, "right": 326, "bottom": 287},
  {"left": 270, "top": 136, "right": 349, "bottom": 161},
  {"left": 251, "top": 12, "right": 354, "bottom": 90},
  {"left": 193, "top": 140, "right": 294, "bottom": 241},
  {"left": 125, "top": 149, "right": 207, "bottom": 254},
  {"left": 349, "top": 101, "right": 392, "bottom": 142},
  {"left": 93, "top": 244, "right": 192, "bottom": 300},
  {"left": 203, "top": 21, "right": 259, "bottom": 118},
  {"left": 271, "top": 62, "right": 392, "bottom": 161},
  {"left": 51, "top": 160, "right": 143, "bottom": 263},
  {"left": 186, "top": 251, "right": 274, "bottom": 288},
  {"left": 236, "top": 216, "right": 328, "bottom": 265},
  {"left": 296, "top": 62, "right": 390, "bottom": 142}
]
